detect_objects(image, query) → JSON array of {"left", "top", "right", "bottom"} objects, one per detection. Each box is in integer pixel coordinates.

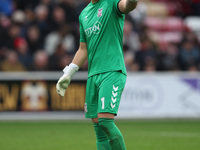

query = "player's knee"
[
  {"left": 98, "top": 113, "right": 115, "bottom": 119},
  {"left": 92, "top": 118, "right": 99, "bottom": 123},
  {"left": 98, "top": 118, "right": 113, "bottom": 134}
]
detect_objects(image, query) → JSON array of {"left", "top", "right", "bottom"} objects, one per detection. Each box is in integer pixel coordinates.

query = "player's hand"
[
  {"left": 56, "top": 63, "right": 79, "bottom": 97},
  {"left": 56, "top": 73, "right": 71, "bottom": 97}
]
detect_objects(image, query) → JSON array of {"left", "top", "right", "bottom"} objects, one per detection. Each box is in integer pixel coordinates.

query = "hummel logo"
[
  {"left": 112, "top": 97, "right": 117, "bottom": 103},
  {"left": 111, "top": 103, "right": 115, "bottom": 109},
  {"left": 111, "top": 85, "right": 118, "bottom": 109},
  {"left": 112, "top": 91, "right": 117, "bottom": 97},
  {"left": 85, "top": 16, "right": 88, "bottom": 21},
  {"left": 113, "top": 85, "right": 118, "bottom": 91}
]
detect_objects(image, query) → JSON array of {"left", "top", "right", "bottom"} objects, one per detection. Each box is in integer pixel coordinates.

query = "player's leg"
[
  {"left": 97, "top": 71, "right": 127, "bottom": 150},
  {"left": 92, "top": 118, "right": 111, "bottom": 150},
  {"left": 85, "top": 76, "right": 111, "bottom": 150},
  {"left": 98, "top": 113, "right": 126, "bottom": 150}
]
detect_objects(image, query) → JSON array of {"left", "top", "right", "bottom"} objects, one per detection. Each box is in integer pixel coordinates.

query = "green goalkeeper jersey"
[{"left": 79, "top": 0, "right": 126, "bottom": 77}]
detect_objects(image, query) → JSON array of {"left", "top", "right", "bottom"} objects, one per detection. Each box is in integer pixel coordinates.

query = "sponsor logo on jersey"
[
  {"left": 97, "top": 8, "right": 103, "bottom": 17},
  {"left": 85, "top": 21, "right": 102, "bottom": 37}
]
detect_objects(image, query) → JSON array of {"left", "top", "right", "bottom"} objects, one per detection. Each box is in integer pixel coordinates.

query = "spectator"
[
  {"left": 127, "top": 1, "right": 147, "bottom": 28},
  {"left": 0, "top": 47, "right": 10, "bottom": 64},
  {"left": 0, "top": 15, "right": 11, "bottom": 48},
  {"left": 44, "top": 25, "right": 76, "bottom": 56},
  {"left": 50, "top": 6, "right": 66, "bottom": 31},
  {"left": 0, "top": 0, "right": 13, "bottom": 16},
  {"left": 58, "top": 54, "right": 73, "bottom": 71},
  {"left": 0, "top": 50, "right": 26, "bottom": 71},
  {"left": 26, "top": 25, "right": 43, "bottom": 54},
  {"left": 123, "top": 20, "right": 141, "bottom": 52},
  {"left": 11, "top": 10, "right": 26, "bottom": 25},
  {"left": 59, "top": 0, "right": 78, "bottom": 24},
  {"left": 158, "top": 43, "right": 180, "bottom": 71},
  {"left": 32, "top": 50, "right": 49, "bottom": 71},
  {"left": 49, "top": 43, "right": 71, "bottom": 71},
  {"left": 178, "top": 40, "right": 200, "bottom": 70},
  {"left": 24, "top": 8, "right": 36, "bottom": 25},
  {"left": 41, "top": 0, "right": 53, "bottom": 6},
  {"left": 123, "top": 44, "right": 139, "bottom": 72},
  {"left": 76, "top": 0, "right": 90, "bottom": 15},
  {"left": 58, "top": 0, "right": 79, "bottom": 48},
  {"left": 13, "top": 0, "right": 40, "bottom": 10},
  {"left": 34, "top": 4, "right": 50, "bottom": 39},
  {"left": 3, "top": 24, "right": 21, "bottom": 49},
  {"left": 14, "top": 37, "right": 33, "bottom": 69},
  {"left": 0, "top": 0, "right": 199, "bottom": 72},
  {"left": 144, "top": 57, "right": 157, "bottom": 72},
  {"left": 135, "top": 38, "right": 158, "bottom": 71},
  {"left": 187, "top": 64, "right": 199, "bottom": 72}
]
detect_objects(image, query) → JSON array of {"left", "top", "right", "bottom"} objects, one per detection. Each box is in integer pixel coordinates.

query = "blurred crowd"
[{"left": 0, "top": 0, "right": 200, "bottom": 72}]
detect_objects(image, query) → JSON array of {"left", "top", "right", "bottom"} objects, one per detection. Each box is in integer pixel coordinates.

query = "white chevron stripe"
[
  {"left": 112, "top": 91, "right": 117, "bottom": 97},
  {"left": 113, "top": 85, "right": 118, "bottom": 91},
  {"left": 111, "top": 103, "right": 115, "bottom": 109},
  {"left": 111, "top": 97, "right": 117, "bottom": 103}
]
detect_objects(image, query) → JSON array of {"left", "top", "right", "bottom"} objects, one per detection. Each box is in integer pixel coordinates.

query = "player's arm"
[
  {"left": 56, "top": 42, "right": 87, "bottom": 97},
  {"left": 118, "top": 0, "right": 137, "bottom": 14},
  {"left": 72, "top": 42, "right": 87, "bottom": 68}
]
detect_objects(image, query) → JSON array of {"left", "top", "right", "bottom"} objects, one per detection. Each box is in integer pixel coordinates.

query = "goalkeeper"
[{"left": 56, "top": 0, "right": 137, "bottom": 149}]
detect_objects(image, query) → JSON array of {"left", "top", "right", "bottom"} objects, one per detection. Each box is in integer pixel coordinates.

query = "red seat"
[
  {"left": 165, "top": 17, "right": 184, "bottom": 31},
  {"left": 144, "top": 17, "right": 184, "bottom": 32}
]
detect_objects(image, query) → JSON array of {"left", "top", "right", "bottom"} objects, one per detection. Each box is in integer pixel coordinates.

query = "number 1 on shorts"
[{"left": 101, "top": 97, "right": 105, "bottom": 109}]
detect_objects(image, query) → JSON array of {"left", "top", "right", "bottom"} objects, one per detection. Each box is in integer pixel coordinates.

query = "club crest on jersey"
[{"left": 97, "top": 8, "right": 103, "bottom": 17}]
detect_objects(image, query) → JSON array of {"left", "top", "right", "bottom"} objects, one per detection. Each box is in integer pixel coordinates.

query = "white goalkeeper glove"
[{"left": 56, "top": 63, "right": 79, "bottom": 97}]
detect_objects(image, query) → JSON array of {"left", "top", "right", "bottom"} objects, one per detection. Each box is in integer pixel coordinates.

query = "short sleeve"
[
  {"left": 113, "top": 0, "right": 124, "bottom": 16},
  {"left": 79, "top": 15, "right": 86, "bottom": 43}
]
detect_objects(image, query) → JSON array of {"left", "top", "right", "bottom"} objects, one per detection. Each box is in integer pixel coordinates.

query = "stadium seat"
[
  {"left": 165, "top": 2, "right": 180, "bottom": 16},
  {"left": 145, "top": 2, "right": 168, "bottom": 17},
  {"left": 149, "top": 31, "right": 182, "bottom": 45},
  {"left": 147, "top": 0, "right": 180, "bottom": 16},
  {"left": 144, "top": 17, "right": 184, "bottom": 32},
  {"left": 158, "top": 31, "right": 182, "bottom": 43},
  {"left": 144, "top": 17, "right": 163, "bottom": 31},
  {"left": 165, "top": 17, "right": 184, "bottom": 31}
]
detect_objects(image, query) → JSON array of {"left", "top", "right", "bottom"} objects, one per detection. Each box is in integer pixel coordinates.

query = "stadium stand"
[{"left": 0, "top": 0, "right": 200, "bottom": 71}]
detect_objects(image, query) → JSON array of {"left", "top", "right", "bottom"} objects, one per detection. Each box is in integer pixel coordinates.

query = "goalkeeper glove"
[{"left": 56, "top": 63, "right": 79, "bottom": 97}]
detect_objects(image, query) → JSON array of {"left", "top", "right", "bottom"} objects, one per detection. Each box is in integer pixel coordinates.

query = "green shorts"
[{"left": 85, "top": 71, "right": 126, "bottom": 118}]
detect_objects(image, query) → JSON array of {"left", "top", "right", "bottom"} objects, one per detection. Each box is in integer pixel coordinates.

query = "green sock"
[
  {"left": 93, "top": 123, "right": 111, "bottom": 150},
  {"left": 98, "top": 118, "right": 126, "bottom": 150}
]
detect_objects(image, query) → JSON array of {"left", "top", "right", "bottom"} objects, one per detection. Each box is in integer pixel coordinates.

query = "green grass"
[{"left": 0, "top": 120, "right": 200, "bottom": 150}]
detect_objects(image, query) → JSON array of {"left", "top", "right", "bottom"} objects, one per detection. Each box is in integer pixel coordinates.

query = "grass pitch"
[{"left": 0, "top": 120, "right": 200, "bottom": 150}]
